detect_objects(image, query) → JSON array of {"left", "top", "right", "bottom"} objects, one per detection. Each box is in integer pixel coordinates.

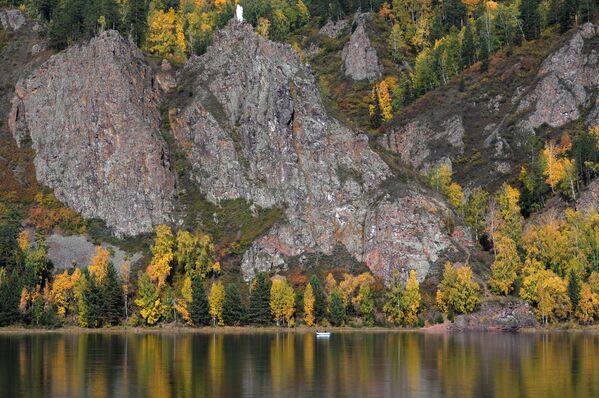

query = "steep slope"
[
  {"left": 168, "top": 20, "right": 471, "bottom": 281},
  {"left": 380, "top": 24, "right": 599, "bottom": 187},
  {"left": 9, "top": 31, "right": 176, "bottom": 236}
]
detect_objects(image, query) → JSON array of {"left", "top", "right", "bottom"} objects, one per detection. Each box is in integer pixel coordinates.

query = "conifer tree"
[
  {"left": 190, "top": 275, "right": 210, "bottom": 326},
  {"left": 461, "top": 20, "right": 476, "bottom": 68},
  {"left": 223, "top": 284, "right": 245, "bottom": 326},
  {"left": 303, "top": 283, "right": 315, "bottom": 326},
  {"left": 309, "top": 275, "right": 326, "bottom": 324},
  {"left": 101, "top": 262, "right": 124, "bottom": 326},
  {"left": 568, "top": 271, "right": 581, "bottom": 312},
  {"left": 125, "top": 0, "right": 149, "bottom": 46},
  {"left": 520, "top": 0, "right": 541, "bottom": 40},
  {"left": 0, "top": 274, "right": 20, "bottom": 326},
  {"left": 249, "top": 273, "right": 271, "bottom": 325},
  {"left": 328, "top": 288, "right": 345, "bottom": 327}
]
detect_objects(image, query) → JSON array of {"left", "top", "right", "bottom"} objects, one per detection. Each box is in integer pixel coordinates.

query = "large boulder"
[
  {"left": 341, "top": 13, "right": 381, "bottom": 81},
  {"left": 169, "top": 20, "right": 469, "bottom": 281},
  {"left": 9, "top": 31, "right": 176, "bottom": 236},
  {"left": 0, "top": 9, "right": 26, "bottom": 32}
]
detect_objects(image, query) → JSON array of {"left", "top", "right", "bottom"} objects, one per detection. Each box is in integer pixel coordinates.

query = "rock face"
[
  {"left": 449, "top": 298, "right": 538, "bottom": 332},
  {"left": 318, "top": 18, "right": 348, "bottom": 38},
  {"left": 516, "top": 23, "right": 599, "bottom": 131},
  {"left": 9, "top": 31, "right": 176, "bottom": 236},
  {"left": 169, "top": 20, "right": 469, "bottom": 281},
  {"left": 0, "top": 9, "right": 26, "bottom": 31},
  {"left": 382, "top": 23, "right": 599, "bottom": 185},
  {"left": 341, "top": 13, "right": 381, "bottom": 81}
]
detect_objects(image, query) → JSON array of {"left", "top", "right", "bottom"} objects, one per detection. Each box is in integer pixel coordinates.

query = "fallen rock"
[
  {"left": 449, "top": 298, "right": 538, "bottom": 332},
  {"left": 9, "top": 31, "right": 176, "bottom": 236},
  {"left": 318, "top": 18, "right": 348, "bottom": 38}
]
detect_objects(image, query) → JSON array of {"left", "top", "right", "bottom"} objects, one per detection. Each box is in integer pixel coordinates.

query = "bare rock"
[
  {"left": 170, "top": 20, "right": 469, "bottom": 281},
  {"left": 381, "top": 115, "right": 465, "bottom": 171},
  {"left": 0, "top": 9, "right": 26, "bottom": 32},
  {"left": 449, "top": 298, "right": 538, "bottom": 332},
  {"left": 318, "top": 18, "right": 348, "bottom": 38},
  {"left": 341, "top": 13, "right": 381, "bottom": 81},
  {"left": 516, "top": 23, "right": 599, "bottom": 129},
  {"left": 9, "top": 31, "right": 176, "bottom": 236},
  {"left": 577, "top": 179, "right": 599, "bottom": 214}
]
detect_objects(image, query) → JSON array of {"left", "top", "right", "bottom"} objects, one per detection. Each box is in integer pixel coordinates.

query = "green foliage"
[
  {"left": 309, "top": 274, "right": 326, "bottom": 324},
  {"left": 125, "top": 0, "right": 149, "bottom": 46},
  {"left": 101, "top": 262, "right": 124, "bottom": 325},
  {"left": 134, "top": 273, "right": 162, "bottom": 326},
  {"left": 223, "top": 283, "right": 245, "bottom": 326},
  {"left": 328, "top": 288, "right": 345, "bottom": 326},
  {"left": 464, "top": 187, "right": 489, "bottom": 241},
  {"left": 568, "top": 270, "right": 581, "bottom": 311},
  {"left": 0, "top": 274, "right": 21, "bottom": 326},
  {"left": 190, "top": 275, "right": 210, "bottom": 326},
  {"left": 520, "top": 0, "right": 541, "bottom": 40},
  {"left": 248, "top": 273, "right": 271, "bottom": 325},
  {"left": 358, "top": 284, "right": 375, "bottom": 327},
  {"left": 436, "top": 262, "right": 481, "bottom": 314},
  {"left": 0, "top": 204, "right": 21, "bottom": 270}
]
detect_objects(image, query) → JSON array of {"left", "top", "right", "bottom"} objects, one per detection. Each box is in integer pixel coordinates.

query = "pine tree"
[
  {"left": 190, "top": 275, "right": 210, "bottom": 326},
  {"left": 101, "top": 262, "right": 124, "bottom": 326},
  {"left": 461, "top": 20, "right": 476, "bottom": 69},
  {"left": 359, "top": 284, "right": 375, "bottom": 327},
  {"left": 445, "top": 0, "right": 466, "bottom": 30},
  {"left": 125, "top": 0, "right": 149, "bottom": 46},
  {"left": 0, "top": 274, "right": 20, "bottom": 326},
  {"left": 328, "top": 288, "right": 345, "bottom": 327},
  {"left": 547, "top": 0, "right": 561, "bottom": 26},
  {"left": 249, "top": 273, "right": 271, "bottom": 325},
  {"left": 568, "top": 271, "right": 581, "bottom": 312},
  {"left": 479, "top": 31, "right": 489, "bottom": 72},
  {"left": 520, "top": 0, "right": 541, "bottom": 40},
  {"left": 559, "top": 0, "right": 577, "bottom": 33},
  {"left": 309, "top": 275, "right": 326, "bottom": 324},
  {"left": 82, "top": 274, "right": 103, "bottom": 328},
  {"left": 223, "top": 284, "right": 245, "bottom": 326}
]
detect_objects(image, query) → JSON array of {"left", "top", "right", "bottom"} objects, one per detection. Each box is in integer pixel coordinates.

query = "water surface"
[{"left": 1, "top": 331, "right": 598, "bottom": 397}]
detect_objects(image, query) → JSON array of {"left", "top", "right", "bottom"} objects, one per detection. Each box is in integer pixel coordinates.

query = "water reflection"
[{"left": 1, "top": 331, "right": 598, "bottom": 397}]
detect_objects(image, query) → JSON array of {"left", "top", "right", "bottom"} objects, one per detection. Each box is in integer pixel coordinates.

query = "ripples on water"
[{"left": 0, "top": 331, "right": 598, "bottom": 398}]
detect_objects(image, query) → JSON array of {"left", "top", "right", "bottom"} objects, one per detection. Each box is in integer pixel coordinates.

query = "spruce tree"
[
  {"left": 520, "top": 0, "right": 541, "bottom": 40},
  {"left": 547, "top": 0, "right": 561, "bottom": 26},
  {"left": 461, "top": 20, "right": 475, "bottom": 69},
  {"left": 101, "top": 262, "right": 124, "bottom": 326},
  {"left": 82, "top": 274, "right": 103, "bottom": 327},
  {"left": 559, "top": 0, "right": 577, "bottom": 33},
  {"left": 223, "top": 284, "right": 245, "bottom": 326},
  {"left": 328, "top": 289, "right": 345, "bottom": 327},
  {"left": 125, "top": 0, "right": 149, "bottom": 46},
  {"left": 190, "top": 275, "right": 210, "bottom": 326},
  {"left": 309, "top": 275, "right": 326, "bottom": 323},
  {"left": 445, "top": 0, "right": 466, "bottom": 30},
  {"left": 479, "top": 33, "right": 489, "bottom": 72},
  {"left": 0, "top": 274, "right": 20, "bottom": 326},
  {"left": 568, "top": 271, "right": 581, "bottom": 312},
  {"left": 249, "top": 273, "right": 271, "bottom": 325}
]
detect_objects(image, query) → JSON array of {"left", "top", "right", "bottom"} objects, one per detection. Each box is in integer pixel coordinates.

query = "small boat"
[{"left": 316, "top": 331, "right": 331, "bottom": 337}]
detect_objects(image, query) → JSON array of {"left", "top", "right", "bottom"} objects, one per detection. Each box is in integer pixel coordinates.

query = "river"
[{"left": 0, "top": 330, "right": 597, "bottom": 397}]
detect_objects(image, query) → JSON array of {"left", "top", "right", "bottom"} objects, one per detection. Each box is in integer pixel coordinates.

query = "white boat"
[{"left": 316, "top": 331, "right": 331, "bottom": 337}]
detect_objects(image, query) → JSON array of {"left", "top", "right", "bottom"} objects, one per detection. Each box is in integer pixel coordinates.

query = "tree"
[
  {"left": 175, "top": 230, "right": 218, "bottom": 279},
  {"left": 209, "top": 281, "right": 225, "bottom": 326},
  {"left": 465, "top": 187, "right": 489, "bottom": 241},
  {"left": 135, "top": 273, "right": 163, "bottom": 326},
  {"left": 436, "top": 262, "right": 481, "bottom": 314},
  {"left": 383, "top": 269, "right": 403, "bottom": 325},
  {"left": 358, "top": 284, "right": 375, "bottom": 327},
  {"left": 190, "top": 275, "right": 210, "bottom": 326},
  {"left": 401, "top": 270, "right": 421, "bottom": 326},
  {"left": 309, "top": 275, "right": 326, "bottom": 324},
  {"left": 496, "top": 184, "right": 524, "bottom": 245},
  {"left": 489, "top": 234, "right": 521, "bottom": 295},
  {"left": 461, "top": 20, "right": 476, "bottom": 68},
  {"left": 270, "top": 278, "right": 295, "bottom": 326},
  {"left": 575, "top": 284, "right": 599, "bottom": 324},
  {"left": 175, "top": 276, "right": 193, "bottom": 325},
  {"left": 249, "top": 273, "right": 271, "bottom": 325},
  {"left": 538, "top": 274, "right": 571, "bottom": 323},
  {"left": 101, "top": 262, "right": 124, "bottom": 325},
  {"left": 559, "top": 0, "right": 577, "bottom": 32},
  {"left": 568, "top": 270, "right": 581, "bottom": 312},
  {"left": 88, "top": 246, "right": 110, "bottom": 283},
  {"left": 125, "top": 0, "right": 149, "bottom": 46},
  {"left": 223, "top": 284, "right": 245, "bottom": 326},
  {"left": 520, "top": 0, "right": 541, "bottom": 40},
  {"left": 479, "top": 29, "right": 489, "bottom": 72},
  {"left": 147, "top": 224, "right": 174, "bottom": 289},
  {"left": 146, "top": 8, "right": 187, "bottom": 63},
  {"left": 303, "top": 283, "right": 315, "bottom": 326},
  {"left": 0, "top": 274, "right": 20, "bottom": 326},
  {"left": 328, "top": 288, "right": 345, "bottom": 326}
]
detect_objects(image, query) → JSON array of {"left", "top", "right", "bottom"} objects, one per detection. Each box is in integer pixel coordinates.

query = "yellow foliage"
[
  {"left": 146, "top": 8, "right": 187, "bottom": 63},
  {"left": 436, "top": 262, "right": 480, "bottom": 314},
  {"left": 489, "top": 234, "right": 521, "bottom": 295},
  {"left": 17, "top": 230, "right": 29, "bottom": 252},
  {"left": 50, "top": 270, "right": 78, "bottom": 318},
  {"left": 176, "top": 276, "right": 194, "bottom": 325},
  {"left": 304, "top": 283, "right": 315, "bottom": 326},
  {"left": 575, "top": 284, "right": 599, "bottom": 324},
  {"left": 148, "top": 225, "right": 175, "bottom": 289},
  {"left": 537, "top": 274, "right": 571, "bottom": 323},
  {"left": 402, "top": 270, "right": 421, "bottom": 326},
  {"left": 377, "top": 80, "right": 393, "bottom": 122},
  {"left": 256, "top": 17, "right": 271, "bottom": 38},
  {"left": 88, "top": 246, "right": 110, "bottom": 283},
  {"left": 140, "top": 299, "right": 164, "bottom": 326},
  {"left": 209, "top": 281, "right": 225, "bottom": 326},
  {"left": 270, "top": 278, "right": 295, "bottom": 326},
  {"left": 325, "top": 273, "right": 336, "bottom": 294}
]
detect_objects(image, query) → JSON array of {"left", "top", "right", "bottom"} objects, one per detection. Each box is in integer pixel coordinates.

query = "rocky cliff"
[
  {"left": 9, "top": 31, "right": 176, "bottom": 236},
  {"left": 341, "top": 13, "right": 381, "bottom": 81},
  {"left": 169, "top": 20, "right": 470, "bottom": 281},
  {"left": 381, "top": 23, "right": 599, "bottom": 186}
]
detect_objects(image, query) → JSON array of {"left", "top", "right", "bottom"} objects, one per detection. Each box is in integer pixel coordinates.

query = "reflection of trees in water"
[{"left": 3, "top": 332, "right": 599, "bottom": 397}]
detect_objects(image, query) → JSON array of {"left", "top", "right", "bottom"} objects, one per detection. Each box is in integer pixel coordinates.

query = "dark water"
[{"left": 0, "top": 331, "right": 598, "bottom": 398}]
